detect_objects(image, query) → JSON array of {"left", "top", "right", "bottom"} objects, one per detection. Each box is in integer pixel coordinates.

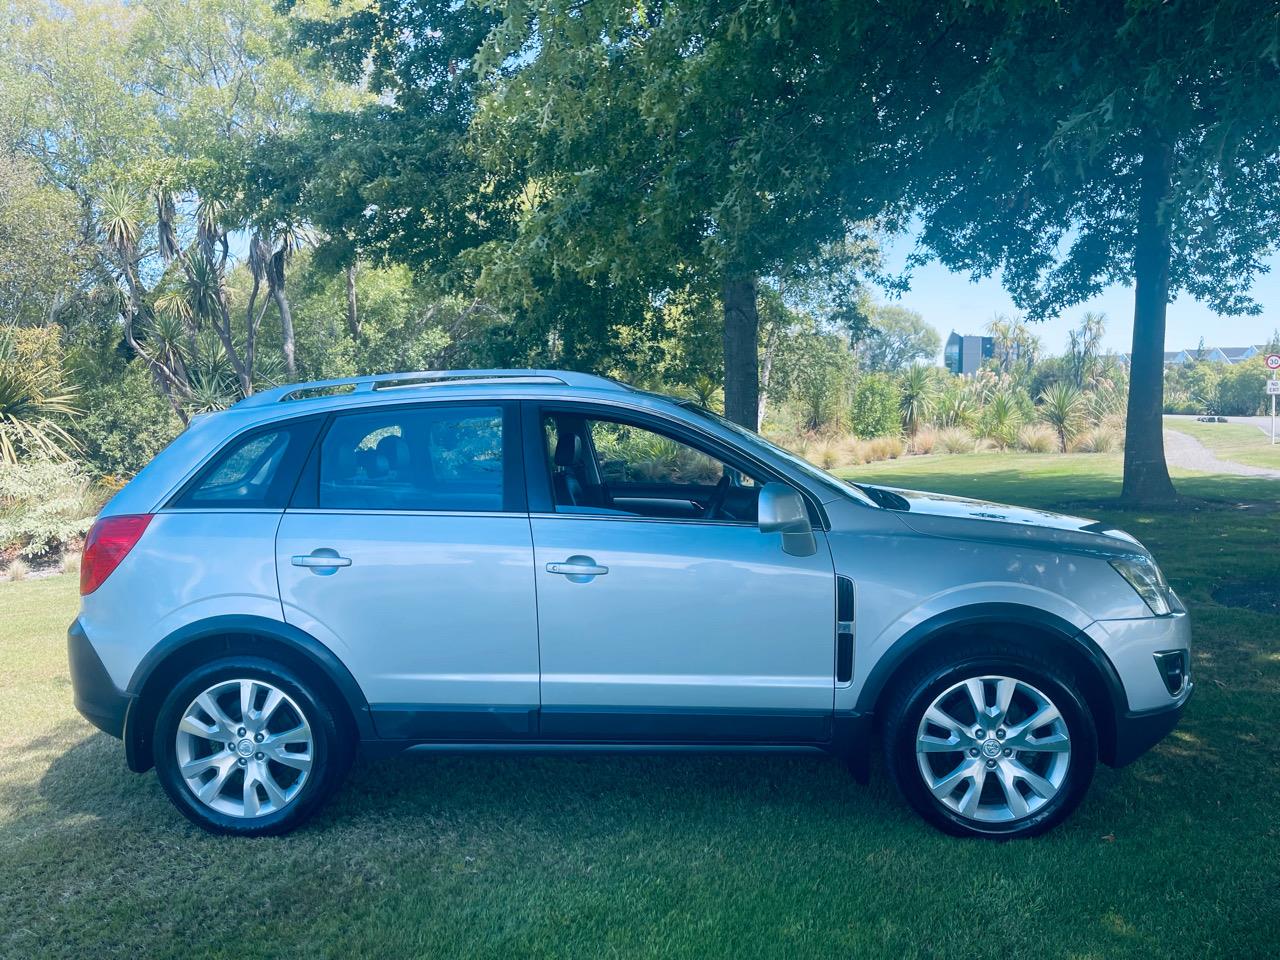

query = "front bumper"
[
  {"left": 1110, "top": 682, "right": 1193, "bottom": 767},
  {"left": 68, "top": 618, "right": 130, "bottom": 739}
]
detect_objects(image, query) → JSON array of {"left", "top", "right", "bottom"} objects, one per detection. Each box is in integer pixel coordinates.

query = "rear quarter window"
[{"left": 170, "top": 418, "right": 320, "bottom": 509}]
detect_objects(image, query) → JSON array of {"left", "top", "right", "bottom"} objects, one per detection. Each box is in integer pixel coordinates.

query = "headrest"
[
  {"left": 375, "top": 433, "right": 410, "bottom": 471},
  {"left": 553, "top": 431, "right": 581, "bottom": 467}
]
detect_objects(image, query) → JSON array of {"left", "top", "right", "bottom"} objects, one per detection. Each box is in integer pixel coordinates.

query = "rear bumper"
[
  {"left": 1109, "top": 682, "right": 1193, "bottom": 767},
  {"left": 68, "top": 618, "right": 130, "bottom": 739}
]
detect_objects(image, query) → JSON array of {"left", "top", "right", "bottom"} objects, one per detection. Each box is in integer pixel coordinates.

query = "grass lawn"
[
  {"left": 1164, "top": 415, "right": 1280, "bottom": 470},
  {"left": 2, "top": 455, "right": 1279, "bottom": 959}
]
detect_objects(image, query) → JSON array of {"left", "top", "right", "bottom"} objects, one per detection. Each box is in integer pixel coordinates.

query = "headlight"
[{"left": 1110, "top": 556, "right": 1173, "bottom": 616}]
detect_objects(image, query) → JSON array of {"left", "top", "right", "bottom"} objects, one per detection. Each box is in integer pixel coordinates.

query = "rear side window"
[
  {"left": 173, "top": 419, "right": 319, "bottom": 509},
  {"left": 317, "top": 404, "right": 509, "bottom": 512}
]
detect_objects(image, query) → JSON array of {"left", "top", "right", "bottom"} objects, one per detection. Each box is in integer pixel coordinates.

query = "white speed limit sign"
[{"left": 1268, "top": 353, "right": 1280, "bottom": 370}]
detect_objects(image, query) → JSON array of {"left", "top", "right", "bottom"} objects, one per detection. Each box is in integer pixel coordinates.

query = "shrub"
[
  {"left": 1037, "top": 382, "right": 1086, "bottom": 452},
  {"left": 801, "top": 437, "right": 842, "bottom": 470},
  {"left": 849, "top": 373, "right": 902, "bottom": 438},
  {"left": 867, "top": 436, "right": 905, "bottom": 461},
  {"left": 978, "top": 389, "right": 1024, "bottom": 448},
  {"left": 1214, "top": 357, "right": 1269, "bottom": 416},
  {"left": 0, "top": 461, "right": 104, "bottom": 558},
  {"left": 936, "top": 427, "right": 978, "bottom": 454},
  {"left": 897, "top": 365, "right": 938, "bottom": 434},
  {"left": 1075, "top": 425, "right": 1120, "bottom": 453},
  {"left": 62, "top": 550, "right": 82, "bottom": 575},
  {"left": 6, "top": 557, "right": 29, "bottom": 581},
  {"left": 1016, "top": 423, "right": 1057, "bottom": 453},
  {"left": 909, "top": 425, "right": 938, "bottom": 455},
  {"left": 76, "top": 362, "right": 182, "bottom": 477}
]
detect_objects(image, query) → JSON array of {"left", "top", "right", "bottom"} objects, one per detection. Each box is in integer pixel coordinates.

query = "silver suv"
[{"left": 68, "top": 370, "right": 1192, "bottom": 838}]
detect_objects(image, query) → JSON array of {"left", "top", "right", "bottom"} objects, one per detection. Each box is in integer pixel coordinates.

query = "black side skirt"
[{"left": 369, "top": 704, "right": 838, "bottom": 746}]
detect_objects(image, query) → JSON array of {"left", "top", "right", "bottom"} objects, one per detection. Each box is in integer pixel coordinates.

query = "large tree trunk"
[
  {"left": 269, "top": 248, "right": 298, "bottom": 381},
  {"left": 722, "top": 275, "right": 760, "bottom": 429},
  {"left": 1121, "top": 135, "right": 1178, "bottom": 503}
]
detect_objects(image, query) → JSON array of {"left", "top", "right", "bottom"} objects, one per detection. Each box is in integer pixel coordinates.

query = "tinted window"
[
  {"left": 175, "top": 420, "right": 317, "bottom": 509},
  {"left": 319, "top": 405, "right": 506, "bottom": 512}
]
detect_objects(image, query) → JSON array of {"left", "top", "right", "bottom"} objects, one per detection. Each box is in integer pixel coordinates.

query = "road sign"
[
  {"left": 1268, "top": 353, "right": 1280, "bottom": 370},
  {"left": 1268, "top": 379, "right": 1280, "bottom": 395}
]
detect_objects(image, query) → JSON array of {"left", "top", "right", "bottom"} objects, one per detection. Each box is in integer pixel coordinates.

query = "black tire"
[
  {"left": 153, "top": 657, "right": 353, "bottom": 836},
  {"left": 882, "top": 643, "right": 1097, "bottom": 839}
]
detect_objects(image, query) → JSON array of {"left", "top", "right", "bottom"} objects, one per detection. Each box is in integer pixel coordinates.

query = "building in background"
[
  {"left": 1122, "top": 344, "right": 1265, "bottom": 366},
  {"left": 944, "top": 332, "right": 995, "bottom": 374}
]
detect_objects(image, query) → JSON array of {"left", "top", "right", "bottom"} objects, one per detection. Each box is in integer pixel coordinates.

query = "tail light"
[{"left": 81, "top": 514, "right": 153, "bottom": 595}]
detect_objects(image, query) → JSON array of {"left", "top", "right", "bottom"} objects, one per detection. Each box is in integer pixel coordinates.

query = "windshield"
[{"left": 677, "top": 402, "right": 876, "bottom": 506}]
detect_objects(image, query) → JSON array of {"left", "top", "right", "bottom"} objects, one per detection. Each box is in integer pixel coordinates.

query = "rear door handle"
[
  {"left": 292, "top": 549, "right": 352, "bottom": 574},
  {"left": 546, "top": 555, "right": 609, "bottom": 582}
]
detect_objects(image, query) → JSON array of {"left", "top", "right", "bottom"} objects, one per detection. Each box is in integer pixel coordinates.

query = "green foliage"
[
  {"left": 770, "top": 317, "right": 855, "bottom": 431},
  {"left": 1213, "top": 357, "right": 1270, "bottom": 417},
  {"left": 896, "top": 365, "right": 939, "bottom": 434},
  {"left": 0, "top": 326, "right": 80, "bottom": 463},
  {"left": 859, "top": 306, "right": 941, "bottom": 372},
  {"left": 1037, "top": 382, "right": 1086, "bottom": 453},
  {"left": 0, "top": 460, "right": 103, "bottom": 557},
  {"left": 979, "top": 389, "right": 1026, "bottom": 449},
  {"left": 75, "top": 362, "right": 181, "bottom": 478},
  {"left": 849, "top": 373, "right": 902, "bottom": 439}
]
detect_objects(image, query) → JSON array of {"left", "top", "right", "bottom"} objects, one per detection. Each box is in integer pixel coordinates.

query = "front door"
[
  {"left": 527, "top": 405, "right": 837, "bottom": 742},
  {"left": 276, "top": 401, "right": 540, "bottom": 740}
]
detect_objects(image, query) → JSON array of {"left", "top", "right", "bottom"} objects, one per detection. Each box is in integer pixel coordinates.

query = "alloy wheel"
[
  {"left": 915, "top": 674, "right": 1071, "bottom": 823},
  {"left": 174, "top": 678, "right": 314, "bottom": 819}
]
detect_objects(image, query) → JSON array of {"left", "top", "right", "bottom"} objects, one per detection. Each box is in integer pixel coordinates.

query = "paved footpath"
[{"left": 1162, "top": 421, "right": 1280, "bottom": 479}]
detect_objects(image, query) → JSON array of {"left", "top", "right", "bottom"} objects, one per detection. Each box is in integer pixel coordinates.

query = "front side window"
[
  {"left": 319, "top": 405, "right": 506, "bottom": 512},
  {"left": 174, "top": 420, "right": 318, "bottom": 509},
  {"left": 544, "top": 413, "right": 762, "bottom": 522}
]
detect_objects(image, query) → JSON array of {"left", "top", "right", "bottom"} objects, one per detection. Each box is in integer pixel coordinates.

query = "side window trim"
[{"left": 288, "top": 399, "right": 526, "bottom": 515}]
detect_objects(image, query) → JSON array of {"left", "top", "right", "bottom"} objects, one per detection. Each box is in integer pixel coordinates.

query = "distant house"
[
  {"left": 1122, "top": 345, "right": 1264, "bottom": 366},
  {"left": 944, "top": 332, "right": 995, "bottom": 374}
]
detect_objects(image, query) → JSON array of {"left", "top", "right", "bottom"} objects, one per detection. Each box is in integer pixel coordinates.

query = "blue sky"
[{"left": 877, "top": 234, "right": 1280, "bottom": 360}]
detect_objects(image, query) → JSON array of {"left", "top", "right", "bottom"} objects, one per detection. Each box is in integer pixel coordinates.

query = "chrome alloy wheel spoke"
[
  {"left": 175, "top": 679, "right": 314, "bottom": 819},
  {"left": 916, "top": 675, "right": 1072, "bottom": 824}
]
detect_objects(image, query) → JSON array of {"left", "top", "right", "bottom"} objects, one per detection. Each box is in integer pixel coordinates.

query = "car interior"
[{"left": 543, "top": 413, "right": 762, "bottom": 522}]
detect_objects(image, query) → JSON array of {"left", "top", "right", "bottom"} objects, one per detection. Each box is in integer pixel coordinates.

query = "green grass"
[
  {"left": 2, "top": 456, "right": 1279, "bottom": 959},
  {"left": 1164, "top": 415, "right": 1280, "bottom": 470}
]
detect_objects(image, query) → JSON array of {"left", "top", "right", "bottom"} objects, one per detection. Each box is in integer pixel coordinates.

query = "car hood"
[{"left": 859, "top": 484, "right": 1147, "bottom": 558}]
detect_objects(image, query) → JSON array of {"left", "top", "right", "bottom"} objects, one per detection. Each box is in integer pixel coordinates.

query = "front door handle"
[
  {"left": 546, "top": 555, "right": 609, "bottom": 582},
  {"left": 292, "top": 549, "right": 352, "bottom": 575}
]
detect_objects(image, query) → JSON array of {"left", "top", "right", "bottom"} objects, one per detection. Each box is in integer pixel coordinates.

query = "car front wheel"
[
  {"left": 883, "top": 647, "right": 1097, "bottom": 838},
  {"left": 153, "top": 657, "right": 352, "bottom": 836}
]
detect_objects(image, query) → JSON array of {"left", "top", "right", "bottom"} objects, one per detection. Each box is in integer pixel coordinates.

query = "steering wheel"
[{"left": 701, "top": 475, "right": 732, "bottom": 520}]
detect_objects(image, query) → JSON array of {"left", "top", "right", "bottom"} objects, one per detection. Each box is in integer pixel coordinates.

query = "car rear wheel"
[
  {"left": 153, "top": 657, "right": 352, "bottom": 836},
  {"left": 882, "top": 646, "right": 1097, "bottom": 838}
]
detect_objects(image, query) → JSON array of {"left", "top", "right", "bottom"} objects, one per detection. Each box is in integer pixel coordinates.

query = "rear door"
[
  {"left": 276, "top": 400, "right": 540, "bottom": 740},
  {"left": 526, "top": 403, "right": 837, "bottom": 742}
]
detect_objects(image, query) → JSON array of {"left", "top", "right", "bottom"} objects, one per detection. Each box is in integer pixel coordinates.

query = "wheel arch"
[
  {"left": 123, "top": 615, "right": 374, "bottom": 773},
  {"left": 857, "top": 603, "right": 1125, "bottom": 766}
]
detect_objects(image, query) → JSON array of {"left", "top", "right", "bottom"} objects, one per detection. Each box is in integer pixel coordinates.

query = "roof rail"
[{"left": 234, "top": 369, "right": 628, "bottom": 408}]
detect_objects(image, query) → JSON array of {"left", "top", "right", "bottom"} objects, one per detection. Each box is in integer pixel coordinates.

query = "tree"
[
  {"left": 1065, "top": 312, "right": 1109, "bottom": 390},
  {"left": 985, "top": 314, "right": 1040, "bottom": 380},
  {"left": 859, "top": 305, "right": 941, "bottom": 372},
  {"left": 467, "top": 3, "right": 907, "bottom": 426},
  {"left": 902, "top": 0, "right": 1280, "bottom": 501},
  {"left": 0, "top": 152, "right": 87, "bottom": 326}
]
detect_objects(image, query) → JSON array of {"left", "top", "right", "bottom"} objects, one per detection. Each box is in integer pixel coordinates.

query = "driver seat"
[{"left": 552, "top": 431, "right": 589, "bottom": 507}]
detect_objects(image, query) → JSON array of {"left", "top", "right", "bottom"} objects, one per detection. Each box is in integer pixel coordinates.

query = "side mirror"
[{"left": 758, "top": 483, "right": 817, "bottom": 557}]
